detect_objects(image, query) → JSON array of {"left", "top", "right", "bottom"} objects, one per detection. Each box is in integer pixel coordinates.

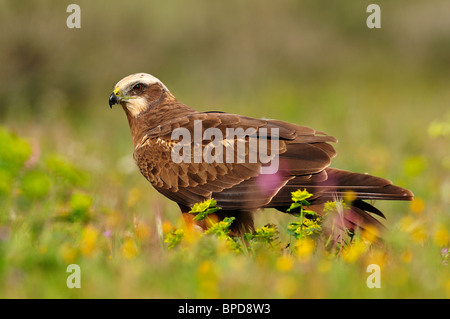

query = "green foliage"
[
  {"left": 428, "top": 112, "right": 450, "bottom": 138},
  {"left": 0, "top": 127, "right": 32, "bottom": 197},
  {"left": 45, "top": 154, "right": 89, "bottom": 187},
  {"left": 204, "top": 217, "right": 235, "bottom": 238},
  {"left": 403, "top": 156, "right": 428, "bottom": 178},
  {"left": 188, "top": 199, "right": 221, "bottom": 221},
  {"left": 67, "top": 191, "right": 93, "bottom": 222},
  {"left": 287, "top": 219, "right": 321, "bottom": 239},
  {"left": 244, "top": 224, "right": 278, "bottom": 245},
  {"left": 286, "top": 189, "right": 322, "bottom": 242},
  {"left": 164, "top": 228, "right": 185, "bottom": 249},
  {"left": 0, "top": 127, "right": 32, "bottom": 175},
  {"left": 20, "top": 170, "right": 51, "bottom": 200},
  {"left": 0, "top": 169, "right": 13, "bottom": 196}
]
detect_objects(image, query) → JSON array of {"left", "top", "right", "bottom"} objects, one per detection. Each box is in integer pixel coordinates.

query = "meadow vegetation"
[{"left": 0, "top": 1, "right": 449, "bottom": 298}]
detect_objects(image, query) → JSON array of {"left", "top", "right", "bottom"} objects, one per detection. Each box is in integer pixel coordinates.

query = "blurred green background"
[{"left": 0, "top": 0, "right": 449, "bottom": 298}]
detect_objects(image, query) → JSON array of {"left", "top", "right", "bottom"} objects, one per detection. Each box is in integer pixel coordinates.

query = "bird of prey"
[{"left": 109, "top": 73, "right": 413, "bottom": 236}]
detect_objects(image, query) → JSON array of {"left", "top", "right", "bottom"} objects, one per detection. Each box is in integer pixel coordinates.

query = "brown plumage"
[{"left": 109, "top": 73, "right": 413, "bottom": 236}]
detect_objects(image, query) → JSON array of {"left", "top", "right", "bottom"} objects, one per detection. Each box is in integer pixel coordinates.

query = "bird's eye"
[{"left": 132, "top": 83, "right": 144, "bottom": 92}]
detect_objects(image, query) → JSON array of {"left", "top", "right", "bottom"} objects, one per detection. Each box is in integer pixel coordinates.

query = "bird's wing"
[{"left": 133, "top": 112, "right": 338, "bottom": 209}]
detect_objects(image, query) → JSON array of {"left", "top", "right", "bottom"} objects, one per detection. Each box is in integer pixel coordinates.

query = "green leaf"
[
  {"left": 68, "top": 191, "right": 93, "bottom": 221},
  {"left": 0, "top": 127, "right": 32, "bottom": 177},
  {"left": 45, "top": 154, "right": 89, "bottom": 187},
  {"left": 21, "top": 170, "right": 51, "bottom": 200},
  {"left": 286, "top": 202, "right": 301, "bottom": 212},
  {"left": 303, "top": 210, "right": 318, "bottom": 216},
  {"left": 204, "top": 217, "right": 235, "bottom": 237}
]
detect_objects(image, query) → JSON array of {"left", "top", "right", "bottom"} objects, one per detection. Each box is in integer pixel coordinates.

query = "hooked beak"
[{"left": 109, "top": 92, "right": 119, "bottom": 109}]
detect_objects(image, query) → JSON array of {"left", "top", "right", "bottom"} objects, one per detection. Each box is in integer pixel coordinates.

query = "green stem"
[{"left": 299, "top": 204, "right": 304, "bottom": 242}]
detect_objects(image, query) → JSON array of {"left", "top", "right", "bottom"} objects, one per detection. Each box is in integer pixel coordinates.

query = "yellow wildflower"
[
  {"left": 434, "top": 228, "right": 449, "bottom": 247},
  {"left": 162, "top": 220, "right": 173, "bottom": 233},
  {"left": 296, "top": 238, "right": 315, "bottom": 262},
  {"left": 80, "top": 225, "right": 99, "bottom": 257},
  {"left": 196, "top": 261, "right": 219, "bottom": 298},
  {"left": 60, "top": 243, "right": 78, "bottom": 264},
  {"left": 134, "top": 220, "right": 151, "bottom": 242},
  {"left": 361, "top": 224, "right": 379, "bottom": 243},
  {"left": 365, "top": 249, "right": 387, "bottom": 269},
  {"left": 343, "top": 190, "right": 357, "bottom": 203},
  {"left": 183, "top": 226, "right": 201, "bottom": 246},
  {"left": 445, "top": 280, "right": 450, "bottom": 299},
  {"left": 276, "top": 255, "right": 294, "bottom": 272},
  {"left": 400, "top": 250, "right": 413, "bottom": 263},
  {"left": 410, "top": 198, "right": 425, "bottom": 214},
  {"left": 121, "top": 238, "right": 139, "bottom": 259},
  {"left": 411, "top": 225, "right": 427, "bottom": 244},
  {"left": 342, "top": 240, "right": 367, "bottom": 263}
]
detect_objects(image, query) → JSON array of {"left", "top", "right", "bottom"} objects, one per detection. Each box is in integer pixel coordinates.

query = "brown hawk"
[{"left": 109, "top": 73, "right": 413, "bottom": 236}]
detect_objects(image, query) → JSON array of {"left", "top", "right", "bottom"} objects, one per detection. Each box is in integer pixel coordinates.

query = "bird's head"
[{"left": 109, "top": 73, "right": 170, "bottom": 117}]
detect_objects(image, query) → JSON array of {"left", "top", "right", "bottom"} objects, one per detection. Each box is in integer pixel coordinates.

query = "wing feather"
[{"left": 133, "top": 111, "right": 337, "bottom": 209}]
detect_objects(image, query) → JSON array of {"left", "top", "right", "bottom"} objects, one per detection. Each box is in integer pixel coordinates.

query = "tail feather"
[
  {"left": 271, "top": 167, "right": 413, "bottom": 236},
  {"left": 322, "top": 168, "right": 414, "bottom": 201}
]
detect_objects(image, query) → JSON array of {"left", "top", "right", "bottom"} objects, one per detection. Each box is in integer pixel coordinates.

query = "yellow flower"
[
  {"left": 121, "top": 238, "right": 139, "bottom": 259},
  {"left": 183, "top": 226, "right": 201, "bottom": 246},
  {"left": 296, "top": 238, "right": 315, "bottom": 262},
  {"left": 162, "top": 220, "right": 173, "bottom": 233},
  {"left": 445, "top": 280, "right": 450, "bottom": 299},
  {"left": 198, "top": 260, "right": 213, "bottom": 274},
  {"left": 343, "top": 190, "right": 357, "bottom": 203},
  {"left": 196, "top": 261, "right": 219, "bottom": 298},
  {"left": 342, "top": 240, "right": 367, "bottom": 263},
  {"left": 400, "top": 250, "right": 413, "bottom": 263},
  {"left": 291, "top": 189, "right": 313, "bottom": 203},
  {"left": 410, "top": 198, "right": 425, "bottom": 214},
  {"left": 411, "top": 225, "right": 427, "bottom": 244},
  {"left": 60, "top": 243, "right": 78, "bottom": 264},
  {"left": 365, "top": 249, "right": 387, "bottom": 269},
  {"left": 361, "top": 224, "right": 379, "bottom": 243},
  {"left": 434, "top": 228, "right": 449, "bottom": 247},
  {"left": 399, "top": 216, "right": 428, "bottom": 244},
  {"left": 134, "top": 220, "right": 151, "bottom": 242},
  {"left": 276, "top": 255, "right": 294, "bottom": 272},
  {"left": 80, "top": 225, "right": 99, "bottom": 257}
]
